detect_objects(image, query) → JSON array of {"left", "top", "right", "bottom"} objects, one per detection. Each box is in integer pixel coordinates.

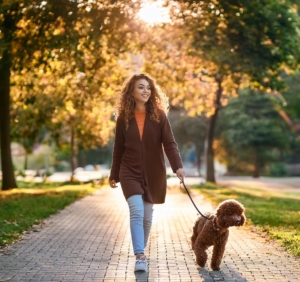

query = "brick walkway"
[{"left": 0, "top": 186, "right": 299, "bottom": 282}]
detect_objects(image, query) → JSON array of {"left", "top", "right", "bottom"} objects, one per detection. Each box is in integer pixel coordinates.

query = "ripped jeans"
[{"left": 127, "top": 195, "right": 154, "bottom": 255}]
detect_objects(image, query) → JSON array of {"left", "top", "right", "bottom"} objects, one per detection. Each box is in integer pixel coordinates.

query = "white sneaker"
[{"left": 134, "top": 255, "right": 148, "bottom": 272}]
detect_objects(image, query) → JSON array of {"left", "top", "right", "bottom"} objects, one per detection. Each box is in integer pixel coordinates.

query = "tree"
[
  {"left": 281, "top": 70, "right": 300, "bottom": 134},
  {"left": 172, "top": 0, "right": 300, "bottom": 182},
  {"left": 10, "top": 68, "right": 57, "bottom": 170},
  {"left": 220, "top": 89, "right": 289, "bottom": 177},
  {"left": 16, "top": 51, "right": 132, "bottom": 180},
  {"left": 0, "top": 0, "right": 140, "bottom": 190}
]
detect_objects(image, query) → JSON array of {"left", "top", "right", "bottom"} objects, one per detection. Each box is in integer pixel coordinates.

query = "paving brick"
[{"left": 0, "top": 187, "right": 299, "bottom": 281}]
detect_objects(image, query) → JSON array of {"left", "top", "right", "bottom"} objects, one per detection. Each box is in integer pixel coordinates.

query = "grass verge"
[
  {"left": 0, "top": 183, "right": 99, "bottom": 247},
  {"left": 191, "top": 182, "right": 300, "bottom": 258}
]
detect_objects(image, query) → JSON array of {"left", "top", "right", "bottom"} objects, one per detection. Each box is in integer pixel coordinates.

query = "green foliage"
[
  {"left": 80, "top": 144, "right": 113, "bottom": 166},
  {"left": 282, "top": 71, "right": 300, "bottom": 120},
  {"left": 0, "top": 0, "right": 142, "bottom": 189},
  {"left": 269, "top": 162, "right": 289, "bottom": 177},
  {"left": 10, "top": 181, "right": 64, "bottom": 189},
  {"left": 192, "top": 183, "right": 300, "bottom": 257},
  {"left": 223, "top": 89, "right": 288, "bottom": 148},
  {"left": 170, "top": 110, "right": 207, "bottom": 157},
  {"left": 265, "top": 227, "right": 300, "bottom": 256},
  {"left": 280, "top": 70, "right": 300, "bottom": 141},
  {"left": 169, "top": 0, "right": 300, "bottom": 181},
  {"left": 216, "top": 89, "right": 291, "bottom": 175},
  {"left": 175, "top": 0, "right": 300, "bottom": 89},
  {"left": 7, "top": 0, "right": 141, "bottom": 151}
]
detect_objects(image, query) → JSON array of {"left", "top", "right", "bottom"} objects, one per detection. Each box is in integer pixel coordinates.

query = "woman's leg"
[
  {"left": 127, "top": 195, "right": 145, "bottom": 255},
  {"left": 143, "top": 200, "right": 154, "bottom": 248}
]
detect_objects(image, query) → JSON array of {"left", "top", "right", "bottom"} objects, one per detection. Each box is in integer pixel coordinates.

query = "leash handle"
[{"left": 181, "top": 181, "right": 211, "bottom": 220}]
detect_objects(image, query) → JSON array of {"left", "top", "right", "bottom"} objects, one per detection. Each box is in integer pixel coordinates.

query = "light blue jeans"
[{"left": 127, "top": 195, "right": 154, "bottom": 255}]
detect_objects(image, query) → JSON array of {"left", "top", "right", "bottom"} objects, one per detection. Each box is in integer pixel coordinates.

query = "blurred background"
[{"left": 1, "top": 0, "right": 300, "bottom": 189}]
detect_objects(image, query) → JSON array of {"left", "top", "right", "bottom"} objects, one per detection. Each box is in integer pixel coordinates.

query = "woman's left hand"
[{"left": 176, "top": 168, "right": 186, "bottom": 183}]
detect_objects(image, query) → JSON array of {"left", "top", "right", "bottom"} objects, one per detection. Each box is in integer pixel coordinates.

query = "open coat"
[{"left": 109, "top": 109, "right": 183, "bottom": 204}]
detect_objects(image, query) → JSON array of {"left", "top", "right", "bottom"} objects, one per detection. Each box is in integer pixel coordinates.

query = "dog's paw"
[
  {"left": 211, "top": 265, "right": 221, "bottom": 271},
  {"left": 196, "top": 259, "right": 206, "bottom": 268}
]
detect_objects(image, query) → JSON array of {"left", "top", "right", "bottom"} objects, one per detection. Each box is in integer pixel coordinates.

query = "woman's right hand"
[{"left": 109, "top": 179, "right": 118, "bottom": 188}]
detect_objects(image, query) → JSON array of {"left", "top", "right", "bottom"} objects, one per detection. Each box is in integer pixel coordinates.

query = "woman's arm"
[{"left": 161, "top": 113, "right": 185, "bottom": 179}]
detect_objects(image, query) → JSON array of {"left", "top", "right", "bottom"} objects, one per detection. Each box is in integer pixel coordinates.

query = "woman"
[{"left": 109, "top": 73, "right": 185, "bottom": 272}]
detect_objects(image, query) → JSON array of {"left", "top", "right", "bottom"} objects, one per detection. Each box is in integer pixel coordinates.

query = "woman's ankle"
[{"left": 135, "top": 253, "right": 145, "bottom": 260}]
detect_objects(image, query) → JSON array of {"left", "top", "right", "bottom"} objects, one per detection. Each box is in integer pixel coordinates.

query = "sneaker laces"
[
  {"left": 136, "top": 253, "right": 146, "bottom": 260},
  {"left": 136, "top": 254, "right": 148, "bottom": 267},
  {"left": 135, "top": 254, "right": 148, "bottom": 271}
]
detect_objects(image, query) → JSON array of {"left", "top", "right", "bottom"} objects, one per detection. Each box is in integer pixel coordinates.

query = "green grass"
[
  {"left": 0, "top": 184, "right": 100, "bottom": 247},
  {"left": 0, "top": 180, "right": 83, "bottom": 189},
  {"left": 191, "top": 183, "right": 300, "bottom": 258}
]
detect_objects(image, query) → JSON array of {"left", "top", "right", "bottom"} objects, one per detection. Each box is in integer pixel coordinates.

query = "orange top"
[{"left": 134, "top": 111, "right": 146, "bottom": 140}]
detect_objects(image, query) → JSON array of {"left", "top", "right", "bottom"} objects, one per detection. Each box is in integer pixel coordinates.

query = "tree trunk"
[
  {"left": 81, "top": 151, "right": 86, "bottom": 168},
  {"left": 206, "top": 74, "right": 223, "bottom": 183},
  {"left": 0, "top": 49, "right": 17, "bottom": 190},
  {"left": 70, "top": 127, "right": 77, "bottom": 181},
  {"left": 253, "top": 148, "right": 260, "bottom": 178},
  {"left": 197, "top": 152, "right": 201, "bottom": 176},
  {"left": 24, "top": 150, "right": 28, "bottom": 171}
]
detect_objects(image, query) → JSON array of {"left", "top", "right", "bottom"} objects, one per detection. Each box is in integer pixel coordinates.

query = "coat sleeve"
[
  {"left": 109, "top": 117, "right": 125, "bottom": 182},
  {"left": 161, "top": 112, "right": 183, "bottom": 173}
]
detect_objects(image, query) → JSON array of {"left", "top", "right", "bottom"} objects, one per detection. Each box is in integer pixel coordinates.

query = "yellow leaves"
[
  {"left": 65, "top": 100, "right": 76, "bottom": 115},
  {"left": 53, "top": 27, "right": 65, "bottom": 36},
  {"left": 51, "top": 116, "right": 59, "bottom": 124},
  {"left": 218, "top": 21, "right": 227, "bottom": 29},
  {"left": 261, "top": 39, "right": 272, "bottom": 45},
  {"left": 74, "top": 21, "right": 83, "bottom": 31},
  {"left": 16, "top": 18, "right": 27, "bottom": 29},
  {"left": 8, "top": 18, "right": 137, "bottom": 148},
  {"left": 33, "top": 50, "right": 42, "bottom": 60}
]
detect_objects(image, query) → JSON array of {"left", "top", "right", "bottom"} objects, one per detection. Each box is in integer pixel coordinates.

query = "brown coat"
[{"left": 109, "top": 109, "right": 183, "bottom": 204}]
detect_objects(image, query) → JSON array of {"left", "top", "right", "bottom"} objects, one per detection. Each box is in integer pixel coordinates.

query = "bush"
[{"left": 269, "top": 162, "right": 289, "bottom": 177}]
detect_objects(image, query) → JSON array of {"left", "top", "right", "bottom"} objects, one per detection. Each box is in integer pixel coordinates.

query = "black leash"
[{"left": 181, "top": 180, "right": 211, "bottom": 220}]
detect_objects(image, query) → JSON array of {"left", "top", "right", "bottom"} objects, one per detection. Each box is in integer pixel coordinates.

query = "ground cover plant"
[
  {"left": 191, "top": 183, "right": 300, "bottom": 258},
  {"left": 0, "top": 183, "right": 99, "bottom": 247}
]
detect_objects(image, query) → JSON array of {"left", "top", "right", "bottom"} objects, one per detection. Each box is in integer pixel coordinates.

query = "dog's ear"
[{"left": 240, "top": 214, "right": 246, "bottom": 226}]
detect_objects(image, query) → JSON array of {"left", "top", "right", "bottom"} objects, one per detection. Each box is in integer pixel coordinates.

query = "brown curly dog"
[{"left": 191, "top": 199, "right": 246, "bottom": 271}]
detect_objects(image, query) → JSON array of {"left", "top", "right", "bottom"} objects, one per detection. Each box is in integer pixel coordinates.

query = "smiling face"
[{"left": 131, "top": 79, "right": 151, "bottom": 107}]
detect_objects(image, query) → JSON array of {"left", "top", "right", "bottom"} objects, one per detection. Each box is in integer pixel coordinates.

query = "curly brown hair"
[{"left": 115, "top": 73, "right": 169, "bottom": 129}]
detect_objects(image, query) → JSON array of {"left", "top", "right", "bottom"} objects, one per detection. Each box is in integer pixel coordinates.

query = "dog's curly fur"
[{"left": 191, "top": 199, "right": 246, "bottom": 271}]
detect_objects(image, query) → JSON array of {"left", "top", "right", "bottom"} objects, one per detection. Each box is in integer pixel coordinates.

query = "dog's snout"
[{"left": 234, "top": 216, "right": 241, "bottom": 223}]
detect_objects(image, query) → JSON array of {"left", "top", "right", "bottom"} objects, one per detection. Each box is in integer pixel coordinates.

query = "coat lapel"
[{"left": 132, "top": 117, "right": 141, "bottom": 141}]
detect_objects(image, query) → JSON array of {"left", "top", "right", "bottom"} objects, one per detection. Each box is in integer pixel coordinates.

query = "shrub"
[{"left": 269, "top": 162, "right": 289, "bottom": 177}]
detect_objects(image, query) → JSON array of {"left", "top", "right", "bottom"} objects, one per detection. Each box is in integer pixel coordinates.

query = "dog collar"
[{"left": 212, "top": 216, "right": 220, "bottom": 231}]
